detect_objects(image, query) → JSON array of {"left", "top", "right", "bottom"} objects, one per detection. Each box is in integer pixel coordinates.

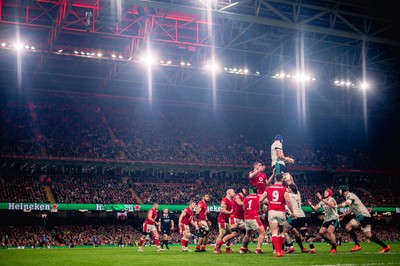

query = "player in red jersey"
[
  {"left": 195, "top": 194, "right": 211, "bottom": 252},
  {"left": 214, "top": 189, "right": 235, "bottom": 254},
  {"left": 178, "top": 201, "right": 198, "bottom": 252},
  {"left": 215, "top": 187, "right": 247, "bottom": 253},
  {"left": 138, "top": 203, "right": 163, "bottom": 252},
  {"left": 259, "top": 173, "right": 295, "bottom": 257},
  {"left": 239, "top": 189, "right": 266, "bottom": 254},
  {"left": 249, "top": 161, "right": 268, "bottom": 195}
]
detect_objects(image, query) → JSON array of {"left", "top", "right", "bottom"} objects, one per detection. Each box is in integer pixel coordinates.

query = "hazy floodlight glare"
[
  {"left": 295, "top": 74, "right": 311, "bottom": 81},
  {"left": 140, "top": 54, "right": 157, "bottom": 65},
  {"left": 14, "top": 43, "right": 23, "bottom": 50},
  {"left": 360, "top": 83, "right": 369, "bottom": 90},
  {"left": 205, "top": 63, "right": 219, "bottom": 72}
]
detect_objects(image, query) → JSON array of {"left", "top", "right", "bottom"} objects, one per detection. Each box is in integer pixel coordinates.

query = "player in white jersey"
[
  {"left": 308, "top": 188, "right": 339, "bottom": 253},
  {"left": 337, "top": 185, "right": 390, "bottom": 253},
  {"left": 270, "top": 134, "right": 294, "bottom": 174},
  {"left": 283, "top": 184, "right": 316, "bottom": 253}
]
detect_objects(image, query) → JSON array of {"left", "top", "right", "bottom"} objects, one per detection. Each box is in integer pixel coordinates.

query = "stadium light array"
[
  {"left": 223, "top": 66, "right": 258, "bottom": 76},
  {"left": 334, "top": 80, "right": 369, "bottom": 90},
  {"left": 272, "top": 72, "right": 316, "bottom": 81},
  {"left": 0, "top": 39, "right": 262, "bottom": 77},
  {"left": 334, "top": 80, "right": 356, "bottom": 88},
  {"left": 0, "top": 41, "right": 37, "bottom": 51}
]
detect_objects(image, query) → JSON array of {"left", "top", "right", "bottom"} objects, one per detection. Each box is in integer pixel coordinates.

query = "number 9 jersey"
[{"left": 266, "top": 184, "right": 287, "bottom": 213}]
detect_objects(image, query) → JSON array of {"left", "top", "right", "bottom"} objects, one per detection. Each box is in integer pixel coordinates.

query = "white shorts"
[
  {"left": 143, "top": 222, "right": 157, "bottom": 233},
  {"left": 268, "top": 210, "right": 286, "bottom": 225},
  {"left": 244, "top": 218, "right": 263, "bottom": 231}
]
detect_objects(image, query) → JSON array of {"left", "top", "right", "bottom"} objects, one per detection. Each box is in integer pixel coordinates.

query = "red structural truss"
[{"left": 0, "top": 0, "right": 215, "bottom": 54}]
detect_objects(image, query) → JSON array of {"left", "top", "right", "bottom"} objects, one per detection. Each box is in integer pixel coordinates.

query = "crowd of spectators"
[
  {"left": 0, "top": 170, "right": 398, "bottom": 207},
  {"left": 0, "top": 174, "right": 48, "bottom": 203},
  {"left": 0, "top": 94, "right": 384, "bottom": 170},
  {"left": 51, "top": 174, "right": 132, "bottom": 204}
]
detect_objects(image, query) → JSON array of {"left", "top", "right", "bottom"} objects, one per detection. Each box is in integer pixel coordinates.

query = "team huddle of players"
[{"left": 136, "top": 135, "right": 391, "bottom": 255}]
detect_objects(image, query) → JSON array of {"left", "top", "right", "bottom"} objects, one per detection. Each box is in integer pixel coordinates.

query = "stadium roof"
[{"left": 0, "top": 0, "right": 399, "bottom": 116}]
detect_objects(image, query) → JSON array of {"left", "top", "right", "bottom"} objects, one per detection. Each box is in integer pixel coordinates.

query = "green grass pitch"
[{"left": 0, "top": 242, "right": 397, "bottom": 266}]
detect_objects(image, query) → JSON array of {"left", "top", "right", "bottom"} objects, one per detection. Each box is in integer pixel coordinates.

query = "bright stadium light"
[
  {"left": 140, "top": 52, "right": 158, "bottom": 66},
  {"left": 360, "top": 83, "right": 369, "bottom": 90},
  {"left": 13, "top": 43, "right": 23, "bottom": 50},
  {"left": 205, "top": 63, "right": 219, "bottom": 72}
]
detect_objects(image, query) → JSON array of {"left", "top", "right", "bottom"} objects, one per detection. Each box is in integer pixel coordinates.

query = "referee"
[{"left": 158, "top": 208, "right": 174, "bottom": 250}]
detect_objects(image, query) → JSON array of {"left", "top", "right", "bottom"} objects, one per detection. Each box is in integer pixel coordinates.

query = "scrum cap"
[{"left": 325, "top": 188, "right": 333, "bottom": 197}]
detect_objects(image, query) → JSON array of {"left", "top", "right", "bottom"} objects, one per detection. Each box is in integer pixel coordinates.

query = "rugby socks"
[
  {"left": 369, "top": 235, "right": 388, "bottom": 248},
  {"left": 295, "top": 235, "right": 304, "bottom": 249},
  {"left": 348, "top": 229, "right": 360, "bottom": 246}
]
